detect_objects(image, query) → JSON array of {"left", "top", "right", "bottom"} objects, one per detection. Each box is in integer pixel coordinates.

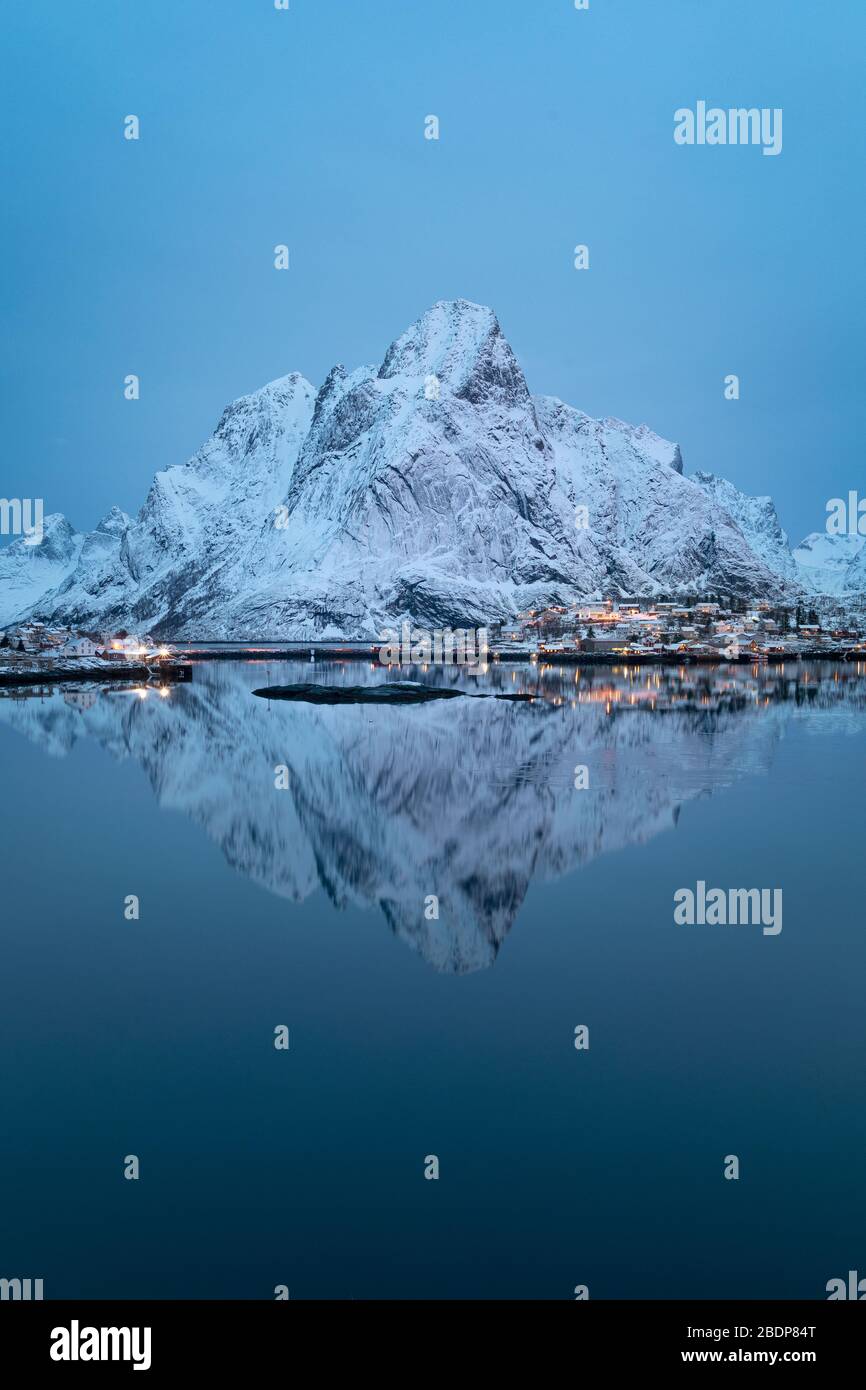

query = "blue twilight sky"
[{"left": 1, "top": 0, "right": 864, "bottom": 548}]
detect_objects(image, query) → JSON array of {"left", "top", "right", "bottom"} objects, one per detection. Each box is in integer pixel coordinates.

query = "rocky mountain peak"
[{"left": 378, "top": 298, "right": 529, "bottom": 406}]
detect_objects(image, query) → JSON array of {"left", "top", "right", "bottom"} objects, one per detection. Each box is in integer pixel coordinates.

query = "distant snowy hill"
[
  {"left": 0, "top": 299, "right": 838, "bottom": 637},
  {"left": 792, "top": 531, "right": 866, "bottom": 597}
]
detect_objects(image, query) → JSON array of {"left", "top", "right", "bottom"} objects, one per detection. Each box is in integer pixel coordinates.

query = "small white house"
[{"left": 60, "top": 636, "right": 101, "bottom": 658}]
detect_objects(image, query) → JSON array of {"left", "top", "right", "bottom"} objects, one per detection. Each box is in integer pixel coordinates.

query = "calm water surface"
[{"left": 1, "top": 659, "right": 864, "bottom": 1299}]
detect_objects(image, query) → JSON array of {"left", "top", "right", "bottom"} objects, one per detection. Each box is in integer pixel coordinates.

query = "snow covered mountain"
[
  {"left": 792, "top": 531, "right": 866, "bottom": 597},
  {"left": 0, "top": 513, "right": 85, "bottom": 624},
  {"left": 0, "top": 300, "right": 822, "bottom": 637},
  {"left": 691, "top": 471, "right": 800, "bottom": 583}
]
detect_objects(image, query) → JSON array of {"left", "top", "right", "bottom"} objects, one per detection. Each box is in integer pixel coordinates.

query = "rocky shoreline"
[{"left": 0, "top": 662, "right": 193, "bottom": 688}]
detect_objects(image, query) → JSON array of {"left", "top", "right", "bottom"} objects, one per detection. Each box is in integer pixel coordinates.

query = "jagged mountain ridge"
[{"left": 0, "top": 299, "right": 828, "bottom": 637}]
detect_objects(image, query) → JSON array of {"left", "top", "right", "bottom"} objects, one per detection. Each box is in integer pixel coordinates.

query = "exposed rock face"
[{"left": 0, "top": 300, "right": 818, "bottom": 637}]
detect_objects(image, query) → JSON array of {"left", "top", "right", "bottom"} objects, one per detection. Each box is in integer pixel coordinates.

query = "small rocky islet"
[{"left": 251, "top": 681, "right": 536, "bottom": 704}]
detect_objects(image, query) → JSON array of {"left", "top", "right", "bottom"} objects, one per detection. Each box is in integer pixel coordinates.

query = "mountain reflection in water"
[{"left": 2, "top": 659, "right": 865, "bottom": 974}]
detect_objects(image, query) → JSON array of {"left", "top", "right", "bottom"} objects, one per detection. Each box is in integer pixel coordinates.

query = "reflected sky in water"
[{"left": 1, "top": 661, "right": 864, "bottom": 1298}]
